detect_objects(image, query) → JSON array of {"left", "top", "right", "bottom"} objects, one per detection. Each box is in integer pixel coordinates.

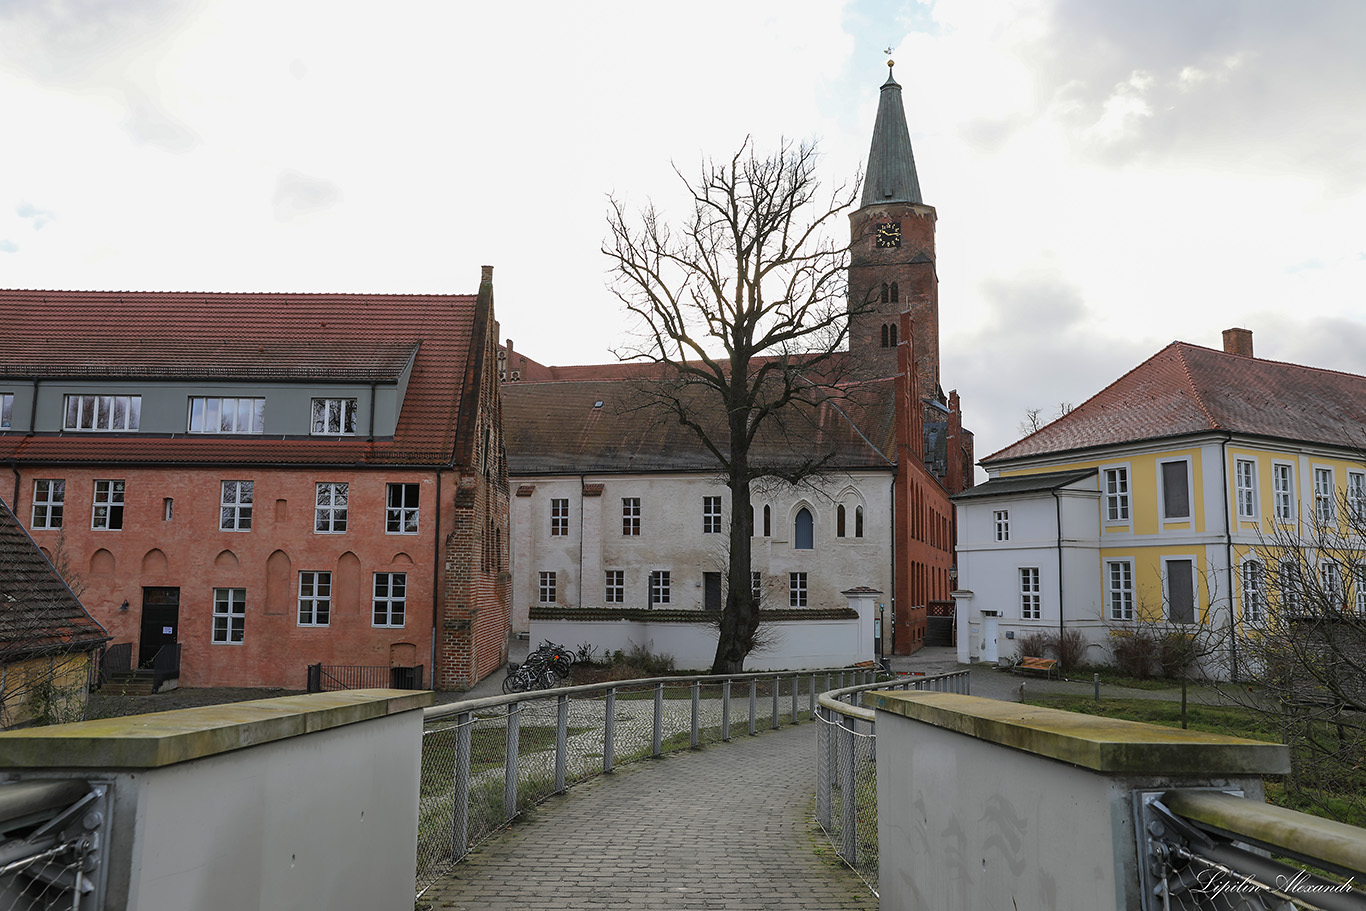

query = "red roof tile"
[
  {"left": 0, "top": 497, "right": 107, "bottom": 657},
  {"left": 986, "top": 342, "right": 1366, "bottom": 463},
  {"left": 0, "top": 289, "right": 480, "bottom": 467}
]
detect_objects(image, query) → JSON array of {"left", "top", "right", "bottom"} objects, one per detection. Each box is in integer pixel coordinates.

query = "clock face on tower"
[{"left": 875, "top": 221, "right": 902, "bottom": 248}]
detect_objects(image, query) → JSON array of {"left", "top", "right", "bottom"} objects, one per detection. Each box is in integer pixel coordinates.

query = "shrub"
[
  {"left": 1015, "top": 631, "right": 1053, "bottom": 661},
  {"left": 1055, "top": 629, "right": 1087, "bottom": 672},
  {"left": 1111, "top": 630, "right": 1158, "bottom": 679},
  {"left": 1157, "top": 631, "right": 1199, "bottom": 678},
  {"left": 625, "top": 643, "right": 676, "bottom": 676}
]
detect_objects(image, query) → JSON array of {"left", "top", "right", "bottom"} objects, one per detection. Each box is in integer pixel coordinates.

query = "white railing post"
[
  {"left": 748, "top": 678, "right": 758, "bottom": 736},
  {"left": 771, "top": 675, "right": 780, "bottom": 730},
  {"left": 452, "top": 711, "right": 471, "bottom": 862},
  {"left": 504, "top": 702, "right": 520, "bottom": 821},
  {"left": 722, "top": 680, "right": 732, "bottom": 741},
  {"left": 791, "top": 673, "right": 799, "bottom": 724},
  {"left": 653, "top": 683, "right": 664, "bottom": 757},
  {"left": 691, "top": 680, "right": 701, "bottom": 748},
  {"left": 604, "top": 688, "right": 616, "bottom": 773},
  {"left": 816, "top": 708, "right": 832, "bottom": 830},
  {"left": 555, "top": 694, "right": 569, "bottom": 793},
  {"left": 840, "top": 714, "right": 857, "bottom": 863}
]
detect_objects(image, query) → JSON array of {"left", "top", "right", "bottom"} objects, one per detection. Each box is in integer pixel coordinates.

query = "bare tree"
[
  {"left": 605, "top": 138, "right": 859, "bottom": 672},
  {"left": 1217, "top": 493, "right": 1366, "bottom": 821},
  {"left": 1018, "top": 402, "right": 1076, "bottom": 437}
]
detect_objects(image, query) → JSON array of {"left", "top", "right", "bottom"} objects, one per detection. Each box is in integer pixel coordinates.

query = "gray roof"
[
  {"left": 951, "top": 468, "right": 1097, "bottom": 501},
  {"left": 0, "top": 498, "right": 108, "bottom": 661},
  {"left": 859, "top": 67, "right": 923, "bottom": 208}
]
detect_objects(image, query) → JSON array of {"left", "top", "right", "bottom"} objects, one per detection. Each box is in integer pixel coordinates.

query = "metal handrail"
[
  {"left": 424, "top": 665, "right": 877, "bottom": 721},
  {"left": 1163, "top": 788, "right": 1366, "bottom": 879}
]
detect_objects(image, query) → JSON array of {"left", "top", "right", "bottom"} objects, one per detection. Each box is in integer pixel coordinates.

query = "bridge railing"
[
  {"left": 417, "top": 666, "right": 880, "bottom": 895},
  {"left": 1136, "top": 788, "right": 1366, "bottom": 910},
  {"left": 812, "top": 670, "right": 971, "bottom": 891}
]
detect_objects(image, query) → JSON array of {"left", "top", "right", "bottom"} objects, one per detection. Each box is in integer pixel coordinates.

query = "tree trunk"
[{"left": 712, "top": 434, "right": 758, "bottom": 673}]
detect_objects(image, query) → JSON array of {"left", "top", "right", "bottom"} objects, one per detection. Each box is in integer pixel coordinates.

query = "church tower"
[{"left": 848, "top": 62, "right": 939, "bottom": 396}]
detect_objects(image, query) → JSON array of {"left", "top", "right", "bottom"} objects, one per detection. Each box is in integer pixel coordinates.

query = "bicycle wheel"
[{"left": 503, "top": 673, "right": 526, "bottom": 695}]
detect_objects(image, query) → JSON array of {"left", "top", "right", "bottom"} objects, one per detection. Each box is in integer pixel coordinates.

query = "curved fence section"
[
  {"left": 814, "top": 670, "right": 970, "bottom": 892},
  {"left": 417, "top": 666, "right": 879, "bottom": 895}
]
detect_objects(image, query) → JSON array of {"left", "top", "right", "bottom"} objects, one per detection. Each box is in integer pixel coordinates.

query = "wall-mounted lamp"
[{"left": 120, "top": 600, "right": 129, "bottom": 611}]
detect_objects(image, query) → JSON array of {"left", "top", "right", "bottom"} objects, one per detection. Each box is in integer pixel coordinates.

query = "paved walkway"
[
  {"left": 420, "top": 722, "right": 875, "bottom": 911},
  {"left": 423, "top": 644, "right": 1209, "bottom": 910}
]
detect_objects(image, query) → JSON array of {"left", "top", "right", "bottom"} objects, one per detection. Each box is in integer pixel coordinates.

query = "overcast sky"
[{"left": 3, "top": 0, "right": 1364, "bottom": 470}]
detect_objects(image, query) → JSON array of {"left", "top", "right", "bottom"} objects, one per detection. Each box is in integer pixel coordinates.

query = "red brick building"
[{"left": 0, "top": 267, "right": 510, "bottom": 690}]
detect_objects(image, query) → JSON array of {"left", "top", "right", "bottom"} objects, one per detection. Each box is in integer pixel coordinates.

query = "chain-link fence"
[
  {"left": 0, "top": 780, "right": 110, "bottom": 911},
  {"left": 813, "top": 671, "right": 971, "bottom": 894},
  {"left": 416, "top": 668, "right": 877, "bottom": 894}
]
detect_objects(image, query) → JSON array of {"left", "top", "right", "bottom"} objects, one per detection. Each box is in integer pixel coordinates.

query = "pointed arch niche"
[
  {"left": 142, "top": 548, "right": 168, "bottom": 575},
  {"left": 265, "top": 550, "right": 292, "bottom": 615}
]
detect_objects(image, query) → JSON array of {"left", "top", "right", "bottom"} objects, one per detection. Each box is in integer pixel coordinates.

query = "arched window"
[
  {"left": 890, "top": 281, "right": 899, "bottom": 303},
  {"left": 795, "top": 508, "right": 813, "bottom": 550},
  {"left": 837, "top": 505, "right": 846, "bottom": 537},
  {"left": 888, "top": 323, "right": 898, "bottom": 347},
  {"left": 749, "top": 505, "right": 754, "bottom": 536},
  {"left": 880, "top": 324, "right": 888, "bottom": 347},
  {"left": 880, "top": 282, "right": 889, "bottom": 304},
  {"left": 763, "top": 505, "right": 771, "bottom": 537},
  {"left": 855, "top": 505, "right": 864, "bottom": 538}
]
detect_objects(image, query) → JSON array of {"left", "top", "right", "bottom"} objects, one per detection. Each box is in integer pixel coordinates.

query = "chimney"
[{"left": 1222, "top": 328, "right": 1253, "bottom": 358}]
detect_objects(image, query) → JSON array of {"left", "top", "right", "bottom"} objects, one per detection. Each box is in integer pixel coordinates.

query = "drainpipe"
[
  {"left": 432, "top": 468, "right": 442, "bottom": 676},
  {"left": 8, "top": 459, "right": 19, "bottom": 508},
  {"left": 579, "top": 474, "right": 586, "bottom": 610},
  {"left": 368, "top": 382, "right": 377, "bottom": 440},
  {"left": 889, "top": 476, "right": 897, "bottom": 654},
  {"left": 1054, "top": 489, "right": 1065, "bottom": 638},
  {"left": 1221, "top": 435, "right": 1238, "bottom": 680},
  {"left": 28, "top": 379, "right": 40, "bottom": 434}
]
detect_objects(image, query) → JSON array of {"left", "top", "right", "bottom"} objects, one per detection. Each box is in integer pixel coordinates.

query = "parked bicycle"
[{"left": 502, "top": 640, "right": 574, "bottom": 694}]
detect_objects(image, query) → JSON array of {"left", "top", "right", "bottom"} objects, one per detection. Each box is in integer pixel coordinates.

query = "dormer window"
[
  {"left": 64, "top": 394, "right": 140, "bottom": 431},
  {"left": 189, "top": 397, "right": 265, "bottom": 434},
  {"left": 311, "top": 398, "right": 357, "bottom": 435}
]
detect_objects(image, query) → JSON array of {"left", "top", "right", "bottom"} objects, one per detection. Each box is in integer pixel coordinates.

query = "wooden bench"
[{"left": 1012, "top": 656, "right": 1059, "bottom": 680}]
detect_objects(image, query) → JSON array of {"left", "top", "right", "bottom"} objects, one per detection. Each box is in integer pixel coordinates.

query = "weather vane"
[{"left": 884, "top": 46, "right": 895, "bottom": 68}]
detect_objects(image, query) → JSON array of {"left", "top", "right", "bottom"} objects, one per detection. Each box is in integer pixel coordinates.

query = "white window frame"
[
  {"left": 63, "top": 394, "right": 141, "bottom": 431},
  {"left": 310, "top": 397, "right": 357, "bottom": 435},
  {"left": 1234, "top": 459, "right": 1257, "bottom": 520},
  {"left": 31, "top": 479, "right": 65, "bottom": 529},
  {"left": 752, "top": 571, "right": 762, "bottom": 605},
  {"left": 1279, "top": 561, "right": 1301, "bottom": 614},
  {"left": 1272, "top": 462, "right": 1295, "bottom": 522},
  {"left": 789, "top": 572, "right": 808, "bottom": 607},
  {"left": 91, "top": 479, "right": 125, "bottom": 530},
  {"left": 372, "top": 572, "right": 406, "bottom": 627},
  {"left": 1320, "top": 560, "right": 1342, "bottom": 608},
  {"left": 1241, "top": 560, "right": 1265, "bottom": 623},
  {"left": 1106, "top": 559, "right": 1135, "bottom": 621},
  {"left": 1158, "top": 458, "right": 1192, "bottom": 522},
  {"left": 550, "top": 498, "right": 569, "bottom": 537},
  {"left": 314, "top": 482, "right": 348, "bottom": 533},
  {"left": 539, "top": 571, "right": 557, "bottom": 604},
  {"left": 1348, "top": 471, "right": 1366, "bottom": 524},
  {"left": 622, "top": 498, "right": 641, "bottom": 537},
  {"left": 1019, "top": 567, "right": 1041, "bottom": 620},
  {"left": 386, "top": 483, "right": 419, "bottom": 535},
  {"left": 1355, "top": 564, "right": 1366, "bottom": 617},
  {"left": 648, "top": 570, "right": 670, "bottom": 606},
  {"left": 703, "top": 496, "right": 722, "bottom": 534},
  {"left": 1102, "top": 466, "right": 1131, "bottom": 524},
  {"left": 297, "top": 571, "right": 332, "bottom": 627},
  {"left": 604, "top": 570, "right": 624, "bottom": 604},
  {"left": 0, "top": 392, "right": 12, "bottom": 429},
  {"left": 993, "top": 510, "right": 1010, "bottom": 543},
  {"left": 212, "top": 588, "right": 246, "bottom": 644},
  {"left": 1314, "top": 467, "right": 1335, "bottom": 525},
  {"left": 220, "top": 480, "right": 254, "bottom": 531},
  {"left": 188, "top": 396, "right": 265, "bottom": 434}
]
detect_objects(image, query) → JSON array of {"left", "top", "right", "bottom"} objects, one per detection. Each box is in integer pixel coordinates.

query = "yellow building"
[{"left": 953, "top": 328, "right": 1366, "bottom": 676}]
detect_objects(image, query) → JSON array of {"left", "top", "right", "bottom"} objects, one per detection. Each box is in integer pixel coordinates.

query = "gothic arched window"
[
  {"left": 888, "top": 323, "right": 898, "bottom": 347},
  {"left": 880, "top": 282, "right": 889, "bottom": 304},
  {"left": 890, "top": 281, "right": 899, "bottom": 303},
  {"left": 837, "top": 504, "right": 847, "bottom": 537},
  {"left": 795, "top": 508, "right": 814, "bottom": 550}
]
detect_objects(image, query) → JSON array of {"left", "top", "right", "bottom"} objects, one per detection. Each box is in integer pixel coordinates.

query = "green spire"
[{"left": 860, "top": 62, "right": 922, "bottom": 208}]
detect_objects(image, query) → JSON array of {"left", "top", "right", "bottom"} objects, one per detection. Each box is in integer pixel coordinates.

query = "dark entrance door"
[
  {"left": 139, "top": 587, "right": 180, "bottom": 668},
  {"left": 704, "top": 573, "right": 722, "bottom": 611}
]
